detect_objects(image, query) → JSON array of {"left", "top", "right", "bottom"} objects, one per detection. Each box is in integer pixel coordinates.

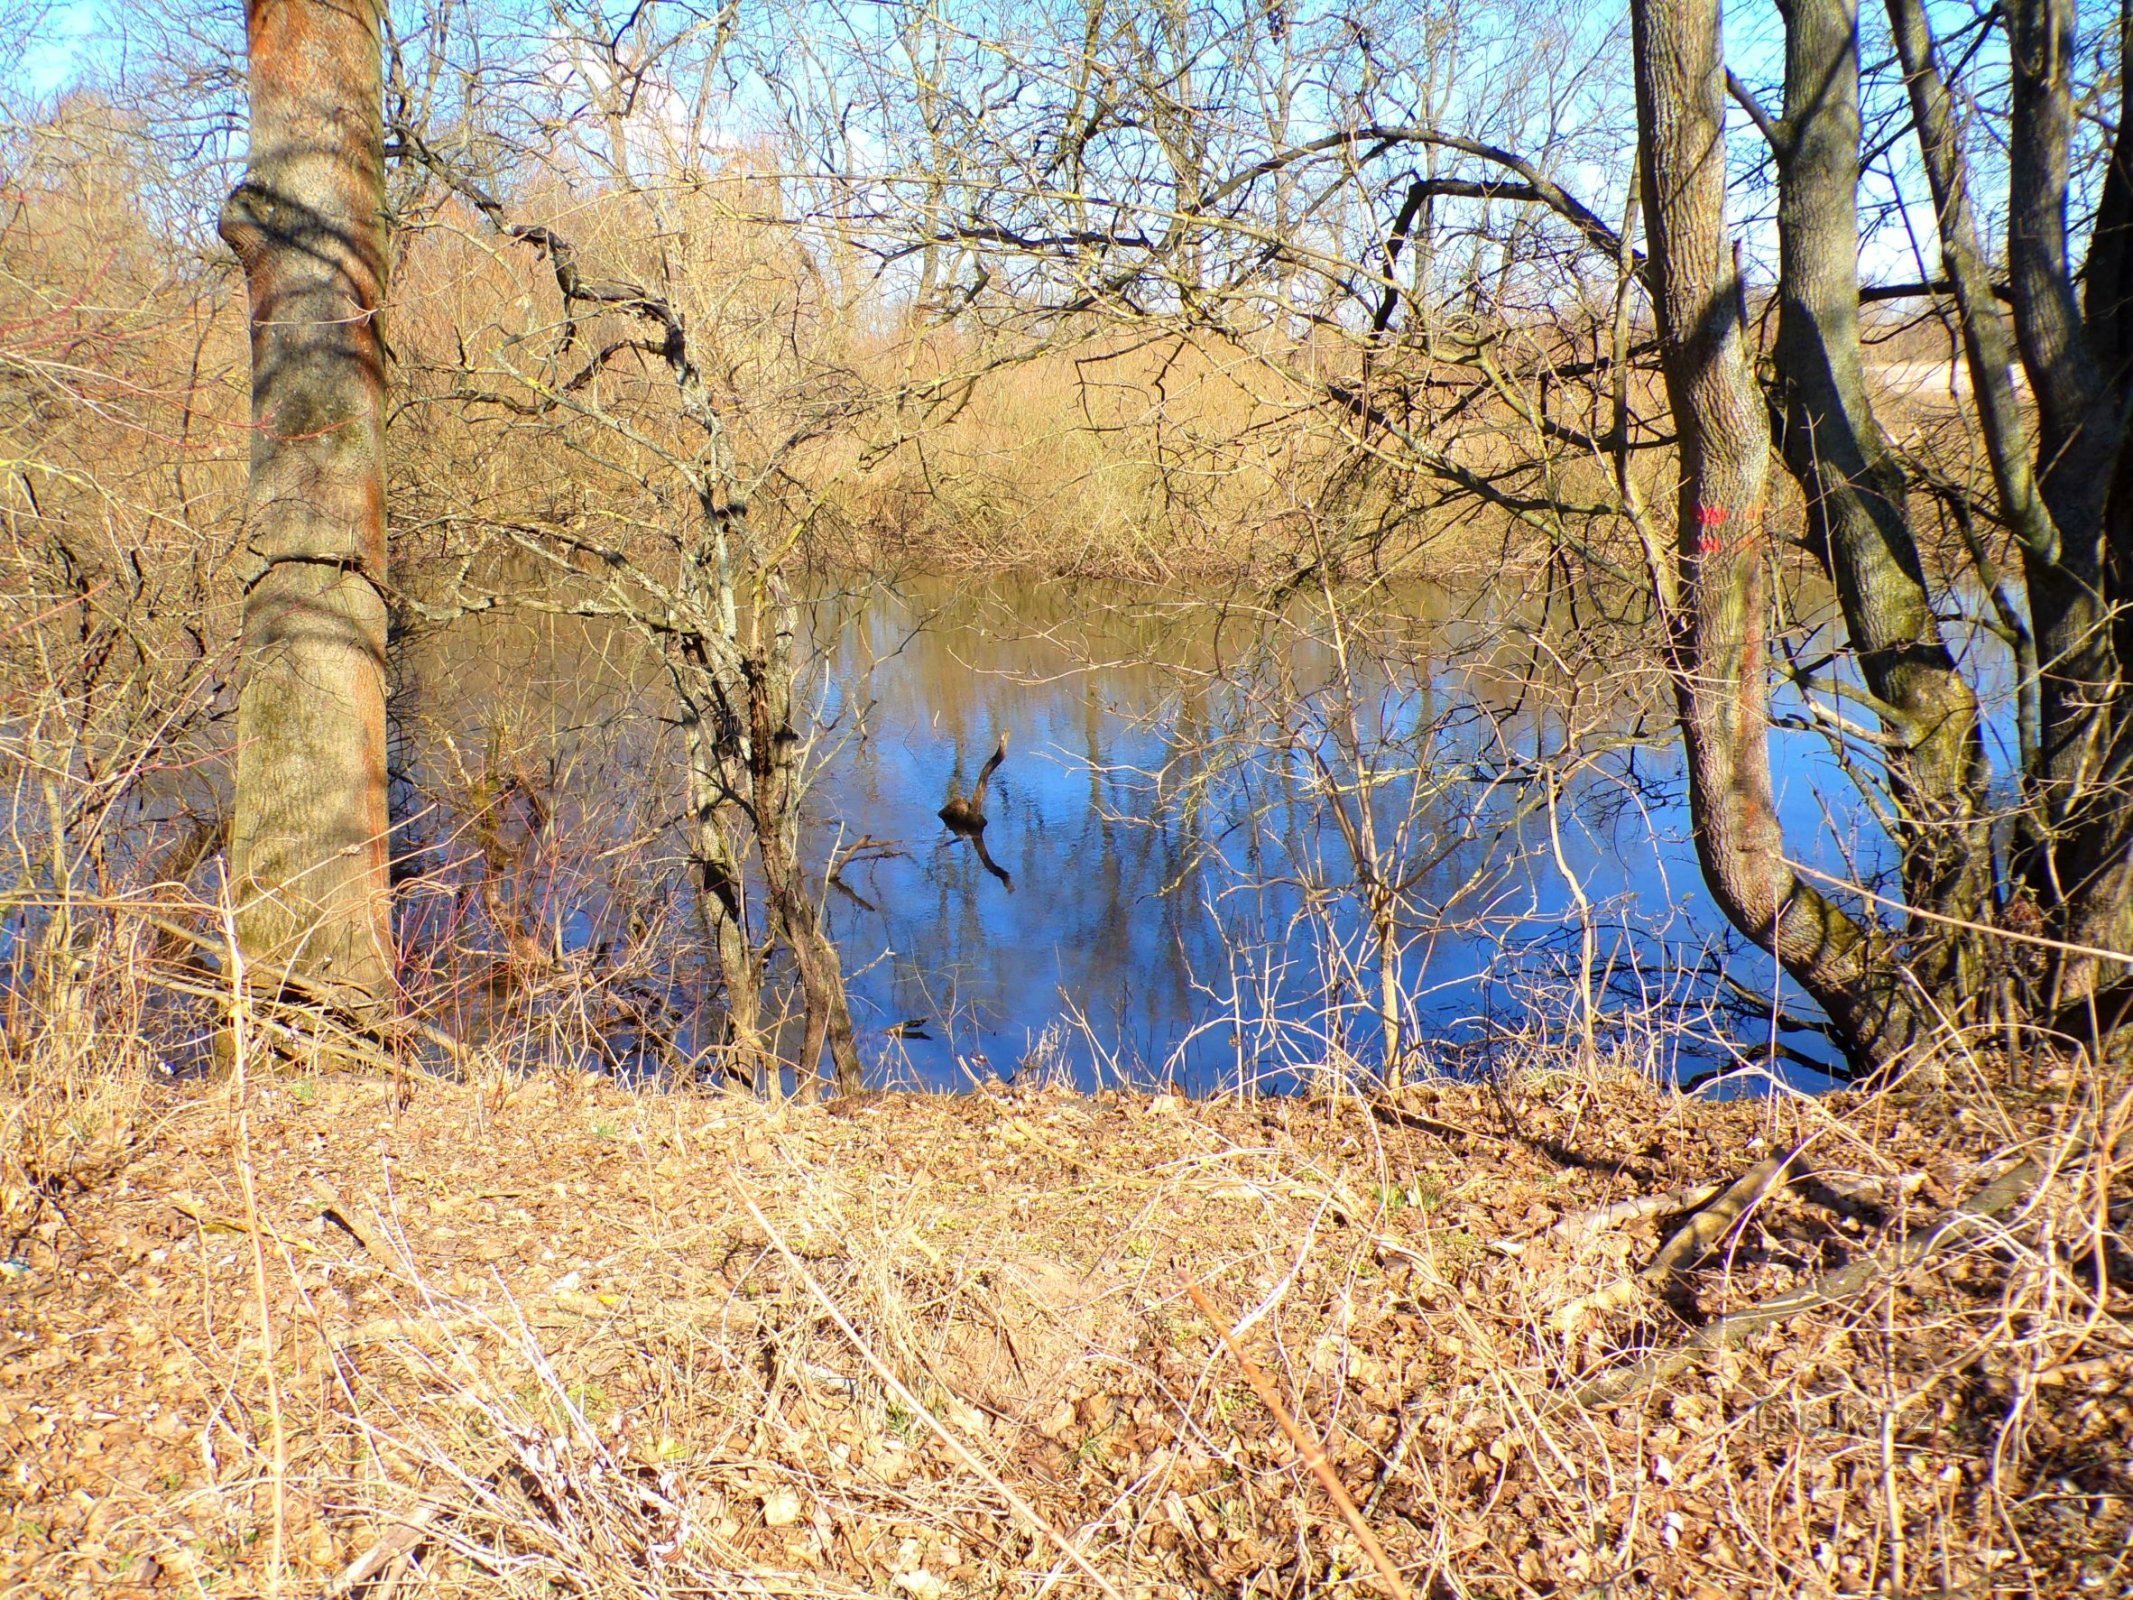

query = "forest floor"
[{"left": 1, "top": 1060, "right": 2127, "bottom": 1599}]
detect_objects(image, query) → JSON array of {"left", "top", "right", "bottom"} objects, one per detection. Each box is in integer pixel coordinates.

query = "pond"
[{"left": 393, "top": 573, "right": 1909, "bottom": 1093}]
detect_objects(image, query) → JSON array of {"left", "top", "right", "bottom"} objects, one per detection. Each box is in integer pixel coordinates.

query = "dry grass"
[
  {"left": 791, "top": 330, "right": 1378, "bottom": 579},
  {"left": 1, "top": 1036, "right": 2126, "bottom": 1600}
]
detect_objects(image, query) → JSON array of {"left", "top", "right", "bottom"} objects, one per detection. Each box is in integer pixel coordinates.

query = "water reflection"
[
  {"left": 809, "top": 580, "right": 1642, "bottom": 1088},
  {"left": 394, "top": 574, "right": 1888, "bottom": 1092}
]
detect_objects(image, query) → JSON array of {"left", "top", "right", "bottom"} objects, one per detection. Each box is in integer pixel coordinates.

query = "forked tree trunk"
[
  {"left": 748, "top": 599, "right": 863, "bottom": 1097},
  {"left": 218, "top": 0, "right": 393, "bottom": 1013},
  {"left": 1631, "top": 0, "right": 1923, "bottom": 1078}
]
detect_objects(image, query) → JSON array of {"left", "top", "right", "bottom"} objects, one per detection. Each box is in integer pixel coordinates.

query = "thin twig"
[
  {"left": 306, "top": 1176, "right": 397, "bottom": 1269},
  {"left": 1360, "top": 1397, "right": 1426, "bottom": 1519},
  {"left": 1183, "top": 1280, "right": 1414, "bottom": 1600},
  {"left": 1788, "top": 859, "right": 2133, "bottom": 970},
  {"left": 223, "top": 896, "right": 287, "bottom": 1599}
]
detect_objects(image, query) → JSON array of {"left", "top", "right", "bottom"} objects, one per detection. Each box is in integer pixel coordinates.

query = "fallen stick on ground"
[
  {"left": 1545, "top": 1180, "right": 1727, "bottom": 1240},
  {"left": 149, "top": 970, "right": 410, "bottom": 1078},
  {"left": 170, "top": 1192, "right": 317, "bottom": 1255},
  {"left": 1184, "top": 1280, "right": 1414, "bottom": 1600},
  {"left": 1366, "top": 1097, "right": 1498, "bottom": 1144},
  {"left": 334, "top": 1501, "right": 442, "bottom": 1595},
  {"left": 1361, "top": 1396, "right": 1428, "bottom": 1519},
  {"left": 1570, "top": 1157, "right": 2049, "bottom": 1411},
  {"left": 1553, "top": 1155, "right": 1801, "bottom": 1328},
  {"left": 307, "top": 1176, "right": 398, "bottom": 1269},
  {"left": 1648, "top": 1155, "right": 1799, "bottom": 1276},
  {"left": 120, "top": 902, "right": 474, "bottom": 1071},
  {"left": 2032, "top": 1351, "right": 2133, "bottom": 1388},
  {"left": 1800, "top": 1171, "right": 1927, "bottom": 1207}
]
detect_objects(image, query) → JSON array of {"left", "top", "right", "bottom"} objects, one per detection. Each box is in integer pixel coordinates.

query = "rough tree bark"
[
  {"left": 218, "top": 0, "right": 394, "bottom": 1013},
  {"left": 1631, "top": 0, "right": 1923, "bottom": 1077},
  {"left": 1890, "top": 0, "right": 2133, "bottom": 1010},
  {"left": 1769, "top": 0, "right": 1990, "bottom": 983}
]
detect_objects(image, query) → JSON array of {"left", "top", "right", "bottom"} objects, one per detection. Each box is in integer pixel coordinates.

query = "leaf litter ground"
[{"left": 2, "top": 1064, "right": 2127, "bottom": 1598}]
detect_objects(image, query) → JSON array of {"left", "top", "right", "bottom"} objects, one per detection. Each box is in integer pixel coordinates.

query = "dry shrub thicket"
[
  {"left": 2, "top": 99, "right": 242, "bottom": 1069},
  {"left": 384, "top": 164, "right": 1407, "bottom": 584}
]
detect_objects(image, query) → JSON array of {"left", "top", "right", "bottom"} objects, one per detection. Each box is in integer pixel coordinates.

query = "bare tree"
[
  {"left": 38, "top": 0, "right": 2131, "bottom": 1087},
  {"left": 383, "top": 115, "right": 867, "bottom": 1094},
  {"left": 1900, "top": 0, "right": 2133, "bottom": 1010}
]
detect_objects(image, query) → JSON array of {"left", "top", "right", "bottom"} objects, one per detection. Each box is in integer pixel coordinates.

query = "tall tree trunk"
[
  {"left": 2073, "top": 0, "right": 2133, "bottom": 995},
  {"left": 1632, "top": 0, "right": 1923, "bottom": 1077},
  {"left": 219, "top": 0, "right": 393, "bottom": 1013},
  {"left": 2003, "top": 0, "right": 2133, "bottom": 999},
  {"left": 1884, "top": 0, "right": 2058, "bottom": 569},
  {"left": 1771, "top": 0, "right": 1990, "bottom": 984},
  {"left": 2006, "top": 0, "right": 2125, "bottom": 959}
]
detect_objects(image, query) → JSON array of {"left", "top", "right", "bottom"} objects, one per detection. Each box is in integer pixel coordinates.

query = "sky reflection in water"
[
  {"left": 795, "top": 579, "right": 1885, "bottom": 1092},
  {"left": 393, "top": 573, "right": 1944, "bottom": 1092}
]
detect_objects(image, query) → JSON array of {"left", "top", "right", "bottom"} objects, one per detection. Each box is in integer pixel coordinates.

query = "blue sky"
[{"left": 22, "top": 1, "right": 105, "bottom": 96}]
